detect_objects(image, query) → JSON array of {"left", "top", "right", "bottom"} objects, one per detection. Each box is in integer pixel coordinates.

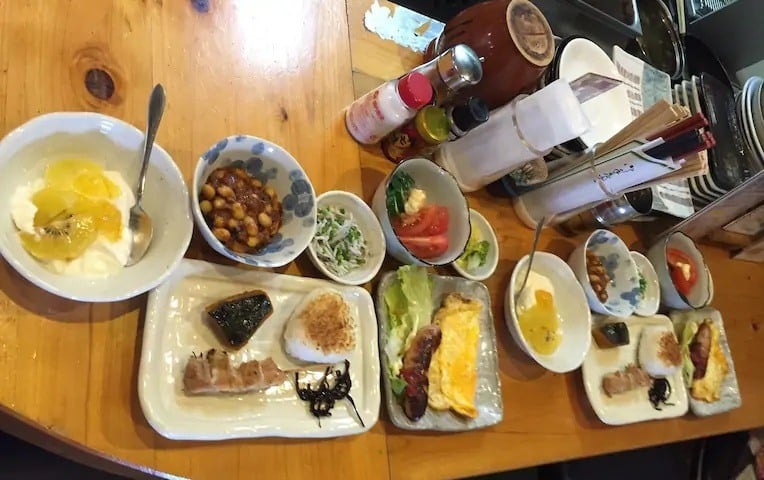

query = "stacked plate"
[
  {"left": 680, "top": 73, "right": 759, "bottom": 207},
  {"left": 738, "top": 76, "right": 764, "bottom": 169}
]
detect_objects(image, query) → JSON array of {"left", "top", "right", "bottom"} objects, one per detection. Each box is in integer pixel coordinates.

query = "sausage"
[
  {"left": 690, "top": 321, "right": 712, "bottom": 379},
  {"left": 399, "top": 324, "right": 442, "bottom": 421}
]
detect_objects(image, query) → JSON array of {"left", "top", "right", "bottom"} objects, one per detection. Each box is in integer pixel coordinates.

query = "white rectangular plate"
[
  {"left": 139, "top": 258, "right": 380, "bottom": 440},
  {"left": 670, "top": 307, "right": 742, "bottom": 416},
  {"left": 376, "top": 272, "right": 503, "bottom": 431},
  {"left": 582, "top": 315, "right": 689, "bottom": 426}
]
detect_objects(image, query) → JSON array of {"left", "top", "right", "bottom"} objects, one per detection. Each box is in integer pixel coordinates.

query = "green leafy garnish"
[
  {"left": 386, "top": 171, "right": 414, "bottom": 217},
  {"left": 383, "top": 266, "right": 433, "bottom": 395},
  {"left": 638, "top": 272, "right": 647, "bottom": 298},
  {"left": 679, "top": 320, "right": 698, "bottom": 386},
  {"left": 390, "top": 377, "right": 407, "bottom": 396},
  {"left": 456, "top": 226, "right": 490, "bottom": 271}
]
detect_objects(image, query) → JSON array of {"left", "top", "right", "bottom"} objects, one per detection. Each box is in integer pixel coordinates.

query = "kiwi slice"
[{"left": 21, "top": 211, "right": 98, "bottom": 261}]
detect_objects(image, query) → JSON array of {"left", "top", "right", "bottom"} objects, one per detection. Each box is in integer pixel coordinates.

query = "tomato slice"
[
  {"left": 667, "top": 248, "right": 692, "bottom": 267},
  {"left": 392, "top": 206, "right": 449, "bottom": 237},
  {"left": 670, "top": 268, "right": 693, "bottom": 297},
  {"left": 400, "top": 234, "right": 449, "bottom": 259},
  {"left": 666, "top": 247, "right": 698, "bottom": 296}
]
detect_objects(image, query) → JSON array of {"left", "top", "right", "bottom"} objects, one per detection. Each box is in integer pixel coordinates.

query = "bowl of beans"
[
  {"left": 191, "top": 135, "right": 316, "bottom": 268},
  {"left": 567, "top": 229, "right": 640, "bottom": 318}
]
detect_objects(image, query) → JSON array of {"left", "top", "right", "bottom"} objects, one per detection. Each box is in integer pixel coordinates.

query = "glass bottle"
[{"left": 381, "top": 105, "right": 450, "bottom": 163}]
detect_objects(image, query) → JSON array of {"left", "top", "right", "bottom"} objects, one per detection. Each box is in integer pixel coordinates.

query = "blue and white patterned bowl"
[
  {"left": 568, "top": 229, "right": 640, "bottom": 318},
  {"left": 192, "top": 135, "right": 317, "bottom": 268}
]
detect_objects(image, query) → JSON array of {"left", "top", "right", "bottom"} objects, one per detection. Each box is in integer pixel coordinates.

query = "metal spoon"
[
  {"left": 126, "top": 84, "right": 166, "bottom": 266},
  {"left": 515, "top": 216, "right": 546, "bottom": 302}
]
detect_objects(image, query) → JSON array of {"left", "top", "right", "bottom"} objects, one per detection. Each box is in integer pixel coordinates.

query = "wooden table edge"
[{"left": 0, "top": 404, "right": 174, "bottom": 480}]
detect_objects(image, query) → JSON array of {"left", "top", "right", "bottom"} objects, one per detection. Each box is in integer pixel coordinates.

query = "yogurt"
[
  {"left": 517, "top": 270, "right": 555, "bottom": 312},
  {"left": 10, "top": 171, "right": 135, "bottom": 277}
]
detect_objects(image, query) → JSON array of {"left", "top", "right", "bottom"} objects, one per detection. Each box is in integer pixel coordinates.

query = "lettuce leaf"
[
  {"left": 456, "top": 226, "right": 490, "bottom": 271},
  {"left": 680, "top": 320, "right": 698, "bottom": 386},
  {"left": 390, "top": 376, "right": 408, "bottom": 396},
  {"left": 383, "top": 265, "right": 432, "bottom": 380}
]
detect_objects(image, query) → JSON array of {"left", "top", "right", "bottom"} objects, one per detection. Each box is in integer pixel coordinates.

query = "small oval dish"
[
  {"left": 630, "top": 251, "right": 660, "bottom": 316},
  {"left": 647, "top": 231, "right": 712, "bottom": 310},
  {"left": 452, "top": 209, "right": 499, "bottom": 281},
  {"left": 306, "top": 191, "right": 385, "bottom": 286},
  {"left": 370, "top": 157, "right": 470, "bottom": 266},
  {"left": 568, "top": 229, "right": 640, "bottom": 318},
  {"left": 191, "top": 135, "right": 317, "bottom": 268}
]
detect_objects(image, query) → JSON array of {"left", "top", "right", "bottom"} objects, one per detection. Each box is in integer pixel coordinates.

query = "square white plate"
[
  {"left": 138, "top": 258, "right": 380, "bottom": 440},
  {"left": 670, "top": 307, "right": 742, "bottom": 416},
  {"left": 582, "top": 315, "right": 689, "bottom": 426}
]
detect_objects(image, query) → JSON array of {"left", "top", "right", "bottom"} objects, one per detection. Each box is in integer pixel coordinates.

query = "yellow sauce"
[{"left": 518, "top": 290, "right": 562, "bottom": 355}]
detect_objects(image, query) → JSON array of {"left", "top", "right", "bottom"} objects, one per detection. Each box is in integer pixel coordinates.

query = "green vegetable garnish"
[
  {"left": 386, "top": 171, "right": 414, "bottom": 217},
  {"left": 456, "top": 226, "right": 490, "bottom": 271},
  {"left": 679, "top": 320, "right": 698, "bottom": 386},
  {"left": 383, "top": 266, "right": 433, "bottom": 395},
  {"left": 390, "top": 377, "right": 407, "bottom": 396},
  {"left": 638, "top": 272, "right": 647, "bottom": 298}
]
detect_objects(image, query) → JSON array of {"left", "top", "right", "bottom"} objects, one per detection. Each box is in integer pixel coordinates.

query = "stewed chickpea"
[
  {"left": 199, "top": 167, "right": 282, "bottom": 254},
  {"left": 201, "top": 184, "right": 216, "bottom": 200}
]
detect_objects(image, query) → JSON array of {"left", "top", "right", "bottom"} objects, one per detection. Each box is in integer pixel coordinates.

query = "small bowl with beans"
[
  {"left": 191, "top": 135, "right": 317, "bottom": 268},
  {"left": 567, "top": 229, "right": 640, "bottom": 318}
]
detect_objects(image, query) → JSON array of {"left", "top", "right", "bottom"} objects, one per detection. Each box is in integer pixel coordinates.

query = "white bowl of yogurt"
[
  {"left": 504, "top": 252, "right": 592, "bottom": 373},
  {"left": 0, "top": 112, "right": 192, "bottom": 302}
]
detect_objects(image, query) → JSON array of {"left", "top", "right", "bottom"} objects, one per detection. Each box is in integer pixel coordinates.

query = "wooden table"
[{"left": 0, "top": 1, "right": 762, "bottom": 479}]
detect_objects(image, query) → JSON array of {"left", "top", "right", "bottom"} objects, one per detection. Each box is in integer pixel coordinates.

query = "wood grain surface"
[{"left": 0, "top": 1, "right": 761, "bottom": 480}]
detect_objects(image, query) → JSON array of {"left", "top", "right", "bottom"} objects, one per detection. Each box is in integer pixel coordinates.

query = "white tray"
[
  {"left": 138, "top": 258, "right": 380, "bottom": 440},
  {"left": 582, "top": 315, "right": 689, "bottom": 426},
  {"left": 670, "top": 307, "right": 742, "bottom": 416}
]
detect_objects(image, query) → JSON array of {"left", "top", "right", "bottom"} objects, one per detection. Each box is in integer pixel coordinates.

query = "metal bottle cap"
[{"left": 436, "top": 44, "right": 483, "bottom": 92}]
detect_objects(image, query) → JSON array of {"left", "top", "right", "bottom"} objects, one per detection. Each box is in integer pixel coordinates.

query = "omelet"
[
  {"left": 427, "top": 348, "right": 450, "bottom": 410},
  {"left": 426, "top": 293, "right": 481, "bottom": 418},
  {"left": 691, "top": 323, "right": 728, "bottom": 402}
]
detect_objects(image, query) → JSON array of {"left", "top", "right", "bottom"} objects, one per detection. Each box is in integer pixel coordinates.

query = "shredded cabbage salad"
[{"left": 312, "top": 205, "right": 368, "bottom": 275}]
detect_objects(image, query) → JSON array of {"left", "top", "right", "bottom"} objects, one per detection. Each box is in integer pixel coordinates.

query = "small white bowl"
[
  {"left": 630, "top": 251, "right": 660, "bottom": 316},
  {"left": 0, "top": 112, "right": 192, "bottom": 302},
  {"left": 568, "top": 229, "right": 640, "bottom": 318},
  {"left": 192, "top": 135, "right": 317, "bottom": 268},
  {"left": 370, "top": 157, "right": 470, "bottom": 266},
  {"left": 647, "top": 231, "right": 712, "bottom": 309},
  {"left": 505, "top": 252, "right": 591, "bottom": 373},
  {"left": 451, "top": 209, "right": 499, "bottom": 281},
  {"left": 306, "top": 191, "right": 385, "bottom": 286}
]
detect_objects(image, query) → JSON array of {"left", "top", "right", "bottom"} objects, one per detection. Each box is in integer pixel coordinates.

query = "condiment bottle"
[
  {"left": 434, "top": 79, "right": 591, "bottom": 192},
  {"left": 381, "top": 105, "right": 450, "bottom": 163},
  {"left": 446, "top": 97, "right": 489, "bottom": 140},
  {"left": 410, "top": 44, "right": 483, "bottom": 106},
  {"left": 345, "top": 72, "right": 433, "bottom": 145}
]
